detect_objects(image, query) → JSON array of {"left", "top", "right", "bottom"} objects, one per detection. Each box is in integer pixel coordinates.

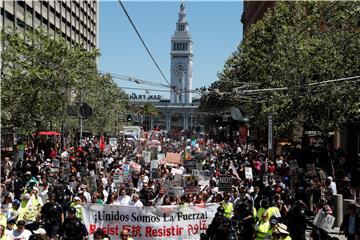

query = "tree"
[
  {"left": 208, "top": 2, "right": 360, "bottom": 141},
  {"left": 1, "top": 29, "right": 129, "bottom": 138}
]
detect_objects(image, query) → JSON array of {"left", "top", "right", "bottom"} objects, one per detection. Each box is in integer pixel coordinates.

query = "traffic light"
[{"left": 126, "top": 114, "right": 132, "bottom": 122}]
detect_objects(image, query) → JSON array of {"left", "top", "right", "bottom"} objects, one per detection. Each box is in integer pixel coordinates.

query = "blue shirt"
[{"left": 348, "top": 214, "right": 356, "bottom": 235}]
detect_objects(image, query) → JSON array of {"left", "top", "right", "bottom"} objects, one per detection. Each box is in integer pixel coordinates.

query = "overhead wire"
[{"left": 117, "top": 0, "right": 171, "bottom": 87}]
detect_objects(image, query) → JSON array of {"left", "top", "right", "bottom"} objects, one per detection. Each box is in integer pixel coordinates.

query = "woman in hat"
[{"left": 271, "top": 228, "right": 292, "bottom": 240}]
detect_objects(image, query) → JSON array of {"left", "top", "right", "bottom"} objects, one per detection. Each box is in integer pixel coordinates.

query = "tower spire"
[
  {"left": 170, "top": 3, "right": 193, "bottom": 105},
  {"left": 179, "top": 3, "right": 186, "bottom": 23}
]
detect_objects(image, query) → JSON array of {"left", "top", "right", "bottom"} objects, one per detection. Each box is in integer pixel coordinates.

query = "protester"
[
  {"left": 1, "top": 130, "right": 355, "bottom": 239},
  {"left": 12, "top": 220, "right": 32, "bottom": 240},
  {"left": 340, "top": 203, "right": 360, "bottom": 240},
  {"left": 60, "top": 207, "right": 88, "bottom": 240}
]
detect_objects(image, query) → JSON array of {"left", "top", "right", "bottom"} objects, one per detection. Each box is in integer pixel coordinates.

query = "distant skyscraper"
[
  {"left": 170, "top": 3, "right": 193, "bottom": 105},
  {"left": 0, "top": 0, "right": 98, "bottom": 51}
]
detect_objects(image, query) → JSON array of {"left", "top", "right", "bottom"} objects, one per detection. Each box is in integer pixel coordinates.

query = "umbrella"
[{"left": 37, "top": 131, "right": 61, "bottom": 136}]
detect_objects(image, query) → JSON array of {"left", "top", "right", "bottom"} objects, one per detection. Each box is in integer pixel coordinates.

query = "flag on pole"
[{"left": 99, "top": 134, "right": 105, "bottom": 152}]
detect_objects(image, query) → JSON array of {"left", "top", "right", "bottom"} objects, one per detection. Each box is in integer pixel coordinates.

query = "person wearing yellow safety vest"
[
  {"left": 254, "top": 212, "right": 272, "bottom": 240},
  {"left": 17, "top": 193, "right": 36, "bottom": 222},
  {"left": 257, "top": 199, "right": 270, "bottom": 221},
  {"left": 70, "top": 196, "right": 85, "bottom": 221},
  {"left": 221, "top": 194, "right": 233, "bottom": 219}
]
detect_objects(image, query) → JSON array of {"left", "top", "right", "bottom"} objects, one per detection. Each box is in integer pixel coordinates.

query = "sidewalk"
[{"left": 305, "top": 227, "right": 346, "bottom": 240}]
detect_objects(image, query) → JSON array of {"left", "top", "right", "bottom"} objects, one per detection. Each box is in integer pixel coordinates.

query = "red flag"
[{"left": 99, "top": 135, "right": 105, "bottom": 152}]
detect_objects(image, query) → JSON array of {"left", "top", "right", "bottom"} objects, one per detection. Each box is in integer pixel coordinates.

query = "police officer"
[
  {"left": 233, "top": 198, "right": 254, "bottom": 240},
  {"left": 60, "top": 207, "right": 88, "bottom": 240},
  {"left": 40, "top": 193, "right": 64, "bottom": 239},
  {"left": 206, "top": 207, "right": 225, "bottom": 240}
]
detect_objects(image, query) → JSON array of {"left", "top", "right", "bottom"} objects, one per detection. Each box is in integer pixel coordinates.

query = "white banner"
[{"left": 83, "top": 204, "right": 217, "bottom": 240}]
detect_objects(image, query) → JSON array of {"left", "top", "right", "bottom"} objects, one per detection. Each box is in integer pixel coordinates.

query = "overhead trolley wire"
[{"left": 117, "top": 0, "right": 171, "bottom": 87}]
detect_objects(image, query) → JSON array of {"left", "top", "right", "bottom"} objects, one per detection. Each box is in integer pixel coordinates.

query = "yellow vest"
[
  {"left": 221, "top": 201, "right": 233, "bottom": 219},
  {"left": 257, "top": 207, "right": 267, "bottom": 220},
  {"left": 255, "top": 220, "right": 272, "bottom": 240},
  {"left": 253, "top": 207, "right": 257, "bottom": 220},
  {"left": 268, "top": 206, "right": 281, "bottom": 218},
  {"left": 70, "top": 203, "right": 84, "bottom": 221},
  {"left": 0, "top": 214, "right": 7, "bottom": 227}
]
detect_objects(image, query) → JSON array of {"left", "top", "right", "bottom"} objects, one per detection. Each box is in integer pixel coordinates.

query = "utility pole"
[
  {"left": 268, "top": 113, "right": 273, "bottom": 161},
  {"left": 79, "top": 91, "right": 83, "bottom": 142}
]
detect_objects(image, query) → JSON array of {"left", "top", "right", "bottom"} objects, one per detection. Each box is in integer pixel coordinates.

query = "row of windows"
[
  {"left": 12, "top": 1, "right": 96, "bottom": 43},
  {"left": 173, "top": 42, "right": 188, "bottom": 51},
  {"left": 43, "top": 1, "right": 96, "bottom": 35},
  {"left": 172, "top": 56, "right": 188, "bottom": 59},
  {"left": 1, "top": 8, "right": 96, "bottom": 49}
]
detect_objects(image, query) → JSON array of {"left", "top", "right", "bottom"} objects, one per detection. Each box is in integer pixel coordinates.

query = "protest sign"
[
  {"left": 163, "top": 181, "right": 175, "bottom": 196},
  {"left": 173, "top": 174, "right": 183, "bottom": 186},
  {"left": 218, "top": 175, "right": 232, "bottom": 192},
  {"left": 151, "top": 160, "right": 159, "bottom": 170},
  {"left": 157, "top": 153, "right": 165, "bottom": 161},
  {"left": 192, "top": 170, "right": 210, "bottom": 186},
  {"left": 85, "top": 176, "right": 97, "bottom": 194},
  {"left": 245, "top": 167, "right": 253, "bottom": 180},
  {"left": 83, "top": 204, "right": 217, "bottom": 240},
  {"left": 142, "top": 151, "right": 151, "bottom": 164},
  {"left": 165, "top": 152, "right": 182, "bottom": 165},
  {"left": 183, "top": 175, "right": 199, "bottom": 194},
  {"left": 113, "top": 173, "right": 123, "bottom": 185},
  {"left": 313, "top": 209, "right": 335, "bottom": 231},
  {"left": 173, "top": 187, "right": 184, "bottom": 197},
  {"left": 171, "top": 168, "right": 183, "bottom": 175},
  {"left": 184, "top": 160, "right": 196, "bottom": 172},
  {"left": 109, "top": 138, "right": 118, "bottom": 151},
  {"left": 130, "top": 161, "right": 141, "bottom": 173}
]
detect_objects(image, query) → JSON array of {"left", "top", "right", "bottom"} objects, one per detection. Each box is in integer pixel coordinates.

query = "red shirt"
[{"left": 268, "top": 165, "right": 276, "bottom": 173}]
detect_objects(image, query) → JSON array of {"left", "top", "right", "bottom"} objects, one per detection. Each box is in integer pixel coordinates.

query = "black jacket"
[{"left": 340, "top": 213, "right": 360, "bottom": 237}]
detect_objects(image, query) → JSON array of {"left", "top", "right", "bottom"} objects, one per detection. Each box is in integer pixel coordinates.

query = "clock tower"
[{"left": 170, "top": 3, "right": 193, "bottom": 104}]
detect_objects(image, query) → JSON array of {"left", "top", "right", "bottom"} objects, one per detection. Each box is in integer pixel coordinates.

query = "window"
[{"left": 178, "top": 24, "right": 184, "bottom": 31}]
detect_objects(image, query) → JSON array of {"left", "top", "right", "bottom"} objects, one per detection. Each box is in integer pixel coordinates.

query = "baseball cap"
[
  {"left": 33, "top": 228, "right": 47, "bottom": 235},
  {"left": 68, "top": 207, "right": 77, "bottom": 214},
  {"left": 270, "top": 217, "right": 279, "bottom": 225}
]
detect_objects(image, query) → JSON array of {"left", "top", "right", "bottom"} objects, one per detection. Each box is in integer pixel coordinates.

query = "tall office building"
[{"left": 0, "top": 0, "right": 98, "bottom": 51}]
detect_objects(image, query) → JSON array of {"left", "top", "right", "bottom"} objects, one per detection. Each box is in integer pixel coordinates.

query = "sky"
[{"left": 99, "top": 1, "right": 244, "bottom": 99}]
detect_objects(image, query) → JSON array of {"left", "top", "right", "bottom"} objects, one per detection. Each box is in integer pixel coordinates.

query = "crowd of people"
[{"left": 0, "top": 131, "right": 359, "bottom": 240}]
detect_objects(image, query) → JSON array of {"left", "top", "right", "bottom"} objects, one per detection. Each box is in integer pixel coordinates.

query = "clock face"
[{"left": 173, "top": 63, "right": 186, "bottom": 77}]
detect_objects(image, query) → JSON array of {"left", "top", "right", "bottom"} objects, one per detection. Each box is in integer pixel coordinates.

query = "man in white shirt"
[
  {"left": 12, "top": 220, "right": 32, "bottom": 240},
  {"left": 130, "top": 194, "right": 143, "bottom": 207},
  {"left": 328, "top": 176, "right": 337, "bottom": 194},
  {"left": 137, "top": 174, "right": 149, "bottom": 192},
  {"left": 117, "top": 188, "right": 131, "bottom": 206}
]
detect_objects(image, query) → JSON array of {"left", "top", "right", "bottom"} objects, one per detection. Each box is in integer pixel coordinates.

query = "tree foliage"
[
  {"left": 1, "top": 29, "right": 128, "bottom": 136},
  {"left": 202, "top": 2, "right": 360, "bottom": 140}
]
